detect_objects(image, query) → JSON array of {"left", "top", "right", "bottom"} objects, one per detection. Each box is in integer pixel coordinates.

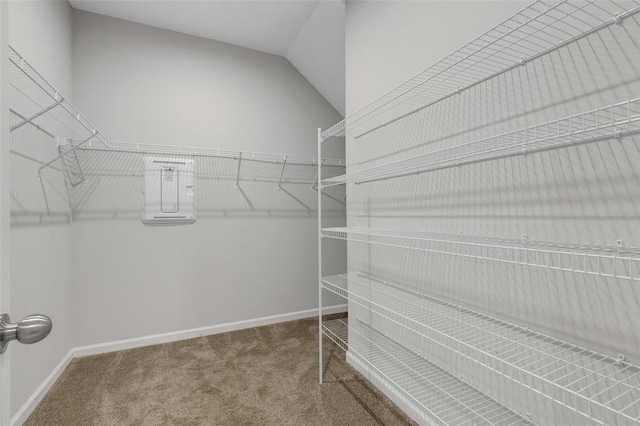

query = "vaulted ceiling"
[{"left": 68, "top": 0, "right": 345, "bottom": 116}]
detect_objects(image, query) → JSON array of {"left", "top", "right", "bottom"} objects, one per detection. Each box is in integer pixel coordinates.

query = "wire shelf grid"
[
  {"left": 323, "top": 274, "right": 640, "bottom": 425},
  {"left": 322, "top": 227, "right": 640, "bottom": 282},
  {"left": 8, "top": 46, "right": 109, "bottom": 146},
  {"left": 321, "top": 99, "right": 640, "bottom": 187},
  {"left": 56, "top": 140, "right": 346, "bottom": 219},
  {"left": 323, "top": 318, "right": 534, "bottom": 426},
  {"left": 321, "top": 0, "right": 640, "bottom": 140},
  {"left": 74, "top": 140, "right": 345, "bottom": 169}
]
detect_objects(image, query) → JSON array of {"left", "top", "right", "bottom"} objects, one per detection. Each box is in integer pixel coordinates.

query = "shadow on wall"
[
  {"left": 11, "top": 141, "right": 346, "bottom": 226},
  {"left": 10, "top": 111, "right": 71, "bottom": 227},
  {"left": 345, "top": 12, "right": 640, "bottom": 367},
  {"left": 352, "top": 17, "right": 640, "bottom": 168}
]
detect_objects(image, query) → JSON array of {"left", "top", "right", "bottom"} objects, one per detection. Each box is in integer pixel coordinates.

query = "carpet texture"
[{"left": 25, "top": 316, "right": 417, "bottom": 425}]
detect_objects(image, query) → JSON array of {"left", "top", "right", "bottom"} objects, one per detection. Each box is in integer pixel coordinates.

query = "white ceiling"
[{"left": 68, "top": 0, "right": 345, "bottom": 116}]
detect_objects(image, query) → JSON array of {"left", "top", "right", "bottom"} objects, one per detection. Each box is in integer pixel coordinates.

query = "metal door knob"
[{"left": 0, "top": 313, "right": 52, "bottom": 354}]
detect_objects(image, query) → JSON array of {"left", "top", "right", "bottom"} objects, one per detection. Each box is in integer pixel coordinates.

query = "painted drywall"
[
  {"left": 345, "top": 1, "right": 525, "bottom": 115},
  {"left": 0, "top": 3, "right": 11, "bottom": 424},
  {"left": 287, "top": 0, "right": 346, "bottom": 116},
  {"left": 70, "top": 10, "right": 346, "bottom": 347},
  {"left": 345, "top": 1, "right": 640, "bottom": 425},
  {"left": 7, "top": 0, "right": 75, "bottom": 418}
]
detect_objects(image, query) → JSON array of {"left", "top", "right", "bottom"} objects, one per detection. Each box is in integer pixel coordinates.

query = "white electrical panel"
[{"left": 142, "top": 156, "right": 196, "bottom": 224}]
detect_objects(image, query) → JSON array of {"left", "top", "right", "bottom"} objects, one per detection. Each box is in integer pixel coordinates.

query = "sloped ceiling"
[{"left": 68, "top": 0, "right": 345, "bottom": 116}]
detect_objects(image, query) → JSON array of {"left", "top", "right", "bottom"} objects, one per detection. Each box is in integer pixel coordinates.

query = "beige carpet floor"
[{"left": 25, "top": 315, "right": 417, "bottom": 426}]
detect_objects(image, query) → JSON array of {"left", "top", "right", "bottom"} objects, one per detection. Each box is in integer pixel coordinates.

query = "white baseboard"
[
  {"left": 11, "top": 349, "right": 75, "bottom": 426},
  {"left": 11, "top": 304, "right": 347, "bottom": 425},
  {"left": 74, "top": 304, "right": 347, "bottom": 358},
  {"left": 346, "top": 351, "right": 434, "bottom": 426}
]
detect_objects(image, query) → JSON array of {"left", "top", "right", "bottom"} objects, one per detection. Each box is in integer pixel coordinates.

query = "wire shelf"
[
  {"left": 323, "top": 273, "right": 640, "bottom": 426},
  {"left": 322, "top": 227, "right": 640, "bottom": 282},
  {"left": 73, "top": 140, "right": 345, "bottom": 169},
  {"left": 55, "top": 140, "right": 346, "bottom": 220},
  {"left": 8, "top": 45, "right": 109, "bottom": 146},
  {"left": 321, "top": 0, "right": 640, "bottom": 140},
  {"left": 321, "top": 99, "right": 640, "bottom": 187},
  {"left": 323, "top": 318, "right": 534, "bottom": 426}
]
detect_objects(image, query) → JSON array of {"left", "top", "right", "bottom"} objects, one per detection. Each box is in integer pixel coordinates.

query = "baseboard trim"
[
  {"left": 74, "top": 304, "right": 347, "bottom": 358},
  {"left": 11, "top": 304, "right": 346, "bottom": 426},
  {"left": 346, "top": 351, "right": 434, "bottom": 426},
  {"left": 11, "top": 304, "right": 347, "bottom": 425},
  {"left": 11, "top": 348, "right": 75, "bottom": 426}
]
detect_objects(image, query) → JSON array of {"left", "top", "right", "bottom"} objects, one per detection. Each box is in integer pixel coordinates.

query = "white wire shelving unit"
[
  {"left": 73, "top": 140, "right": 344, "bottom": 169},
  {"left": 322, "top": 227, "right": 640, "bottom": 282},
  {"left": 66, "top": 139, "right": 344, "bottom": 189},
  {"left": 320, "top": 0, "right": 640, "bottom": 140},
  {"left": 323, "top": 318, "right": 535, "bottom": 426},
  {"left": 8, "top": 44, "right": 345, "bottom": 220},
  {"left": 321, "top": 99, "right": 640, "bottom": 187},
  {"left": 8, "top": 45, "right": 110, "bottom": 173},
  {"left": 323, "top": 274, "right": 640, "bottom": 426},
  {"left": 317, "top": 1, "right": 640, "bottom": 425},
  {"left": 50, "top": 142, "right": 345, "bottom": 223}
]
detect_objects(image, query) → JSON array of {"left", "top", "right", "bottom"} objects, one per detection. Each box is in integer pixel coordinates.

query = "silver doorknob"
[{"left": 0, "top": 313, "right": 52, "bottom": 354}]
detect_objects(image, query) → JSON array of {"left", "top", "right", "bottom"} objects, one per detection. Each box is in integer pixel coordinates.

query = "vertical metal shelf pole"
[{"left": 317, "top": 128, "right": 323, "bottom": 384}]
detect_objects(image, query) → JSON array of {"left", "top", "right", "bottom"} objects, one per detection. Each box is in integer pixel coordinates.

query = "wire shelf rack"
[
  {"left": 8, "top": 45, "right": 109, "bottom": 147},
  {"left": 321, "top": 99, "right": 640, "bottom": 187},
  {"left": 323, "top": 273, "right": 640, "bottom": 426},
  {"left": 73, "top": 140, "right": 345, "bottom": 169},
  {"left": 56, "top": 140, "right": 346, "bottom": 220},
  {"left": 66, "top": 140, "right": 345, "bottom": 188},
  {"left": 322, "top": 227, "right": 640, "bottom": 282},
  {"left": 321, "top": 0, "right": 640, "bottom": 140},
  {"left": 323, "top": 318, "right": 535, "bottom": 426}
]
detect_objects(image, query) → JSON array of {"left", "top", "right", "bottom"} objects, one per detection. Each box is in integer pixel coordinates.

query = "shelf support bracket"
[
  {"left": 38, "top": 132, "right": 95, "bottom": 176},
  {"left": 614, "top": 12, "right": 623, "bottom": 25},
  {"left": 10, "top": 96, "right": 63, "bottom": 133},
  {"left": 9, "top": 108, "right": 55, "bottom": 139},
  {"left": 311, "top": 159, "right": 325, "bottom": 190},
  {"left": 235, "top": 152, "right": 242, "bottom": 190},
  {"left": 63, "top": 147, "right": 87, "bottom": 187},
  {"left": 277, "top": 155, "right": 287, "bottom": 190}
]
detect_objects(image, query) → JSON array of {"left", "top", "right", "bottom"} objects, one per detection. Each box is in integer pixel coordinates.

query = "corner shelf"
[
  {"left": 323, "top": 274, "right": 640, "bottom": 425},
  {"left": 322, "top": 227, "right": 640, "bottom": 282},
  {"left": 321, "top": 99, "right": 640, "bottom": 187},
  {"left": 323, "top": 318, "right": 534, "bottom": 426}
]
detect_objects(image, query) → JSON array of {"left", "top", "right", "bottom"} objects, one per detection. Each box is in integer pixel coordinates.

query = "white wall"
[
  {"left": 345, "top": 1, "right": 524, "bottom": 115},
  {"left": 70, "top": 10, "right": 346, "bottom": 347},
  {"left": 7, "top": 0, "right": 75, "bottom": 418},
  {"left": 72, "top": 9, "right": 342, "bottom": 155},
  {"left": 346, "top": 1, "right": 640, "bottom": 424},
  {"left": 287, "top": 0, "right": 346, "bottom": 116}
]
